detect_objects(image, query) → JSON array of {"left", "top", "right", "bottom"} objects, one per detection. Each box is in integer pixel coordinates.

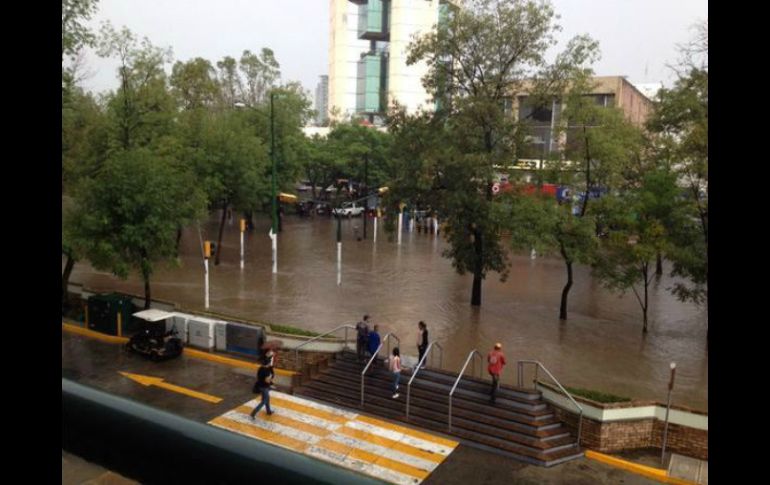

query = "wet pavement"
[
  {"left": 62, "top": 330, "right": 663, "bottom": 485},
  {"left": 68, "top": 213, "right": 707, "bottom": 411}
]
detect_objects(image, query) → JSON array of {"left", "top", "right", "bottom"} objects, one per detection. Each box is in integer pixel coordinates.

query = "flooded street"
[{"left": 68, "top": 213, "right": 707, "bottom": 410}]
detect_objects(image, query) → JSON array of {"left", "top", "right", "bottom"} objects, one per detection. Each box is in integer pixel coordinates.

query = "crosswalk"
[{"left": 208, "top": 391, "right": 459, "bottom": 485}]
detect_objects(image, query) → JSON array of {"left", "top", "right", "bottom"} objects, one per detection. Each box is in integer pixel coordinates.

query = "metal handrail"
[
  {"left": 518, "top": 360, "right": 584, "bottom": 449},
  {"left": 361, "top": 332, "right": 400, "bottom": 407},
  {"left": 406, "top": 341, "right": 443, "bottom": 420},
  {"left": 292, "top": 324, "right": 356, "bottom": 365},
  {"left": 448, "top": 349, "right": 483, "bottom": 431}
]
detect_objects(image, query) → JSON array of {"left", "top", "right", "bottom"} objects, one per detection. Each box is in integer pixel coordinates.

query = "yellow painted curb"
[
  {"left": 62, "top": 321, "right": 296, "bottom": 376},
  {"left": 62, "top": 322, "right": 129, "bottom": 344},
  {"left": 585, "top": 450, "right": 698, "bottom": 485}
]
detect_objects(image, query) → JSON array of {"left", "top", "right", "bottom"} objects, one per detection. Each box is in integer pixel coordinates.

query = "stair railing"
[
  {"left": 517, "top": 360, "right": 584, "bottom": 449},
  {"left": 292, "top": 324, "right": 356, "bottom": 366},
  {"left": 360, "top": 332, "right": 400, "bottom": 407},
  {"left": 406, "top": 341, "right": 443, "bottom": 420},
  {"left": 448, "top": 349, "right": 483, "bottom": 431}
]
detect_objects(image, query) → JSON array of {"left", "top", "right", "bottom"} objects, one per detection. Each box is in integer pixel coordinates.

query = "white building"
[{"left": 328, "top": 0, "right": 459, "bottom": 124}]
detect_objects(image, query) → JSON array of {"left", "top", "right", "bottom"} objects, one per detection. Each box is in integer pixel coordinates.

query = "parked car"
[{"left": 332, "top": 202, "right": 364, "bottom": 217}]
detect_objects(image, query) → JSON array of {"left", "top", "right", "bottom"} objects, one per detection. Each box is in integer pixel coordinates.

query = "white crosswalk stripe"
[{"left": 209, "top": 392, "right": 459, "bottom": 485}]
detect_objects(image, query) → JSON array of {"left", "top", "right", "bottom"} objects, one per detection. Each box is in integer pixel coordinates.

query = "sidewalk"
[{"left": 62, "top": 450, "right": 138, "bottom": 485}]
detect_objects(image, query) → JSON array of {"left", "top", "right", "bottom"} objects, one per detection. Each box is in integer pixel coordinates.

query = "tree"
[
  {"left": 500, "top": 191, "right": 597, "bottom": 319},
  {"left": 193, "top": 111, "right": 270, "bottom": 265},
  {"left": 646, "top": 21, "right": 708, "bottom": 307},
  {"left": 62, "top": 0, "right": 99, "bottom": 73},
  {"left": 591, "top": 170, "right": 678, "bottom": 333},
  {"left": 239, "top": 48, "right": 280, "bottom": 107},
  {"left": 97, "top": 23, "right": 175, "bottom": 151},
  {"left": 398, "top": 0, "right": 598, "bottom": 306},
  {"left": 67, "top": 149, "right": 206, "bottom": 308},
  {"left": 170, "top": 57, "right": 219, "bottom": 111}
]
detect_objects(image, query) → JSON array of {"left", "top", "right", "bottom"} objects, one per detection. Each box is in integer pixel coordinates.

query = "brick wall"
[{"left": 553, "top": 407, "right": 708, "bottom": 460}]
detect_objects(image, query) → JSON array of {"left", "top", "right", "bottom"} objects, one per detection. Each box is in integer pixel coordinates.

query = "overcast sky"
[{"left": 78, "top": 0, "right": 707, "bottom": 98}]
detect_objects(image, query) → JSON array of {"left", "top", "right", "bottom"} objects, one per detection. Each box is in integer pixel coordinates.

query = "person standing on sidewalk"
[
  {"left": 487, "top": 343, "right": 506, "bottom": 404},
  {"left": 417, "top": 321, "right": 429, "bottom": 369},
  {"left": 356, "top": 315, "right": 370, "bottom": 363},
  {"left": 389, "top": 347, "right": 402, "bottom": 399},
  {"left": 250, "top": 355, "right": 275, "bottom": 418}
]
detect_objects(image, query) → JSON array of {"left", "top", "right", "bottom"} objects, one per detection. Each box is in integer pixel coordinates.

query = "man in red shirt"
[{"left": 487, "top": 343, "right": 506, "bottom": 404}]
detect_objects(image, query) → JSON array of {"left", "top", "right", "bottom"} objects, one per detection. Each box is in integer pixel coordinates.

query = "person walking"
[
  {"left": 367, "top": 324, "right": 381, "bottom": 363},
  {"left": 417, "top": 321, "right": 429, "bottom": 369},
  {"left": 487, "top": 342, "right": 507, "bottom": 404},
  {"left": 389, "top": 347, "right": 403, "bottom": 399},
  {"left": 250, "top": 355, "right": 275, "bottom": 418},
  {"left": 356, "top": 315, "right": 370, "bottom": 363}
]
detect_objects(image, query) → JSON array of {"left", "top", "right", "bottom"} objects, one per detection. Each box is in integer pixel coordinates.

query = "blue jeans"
[
  {"left": 251, "top": 387, "right": 272, "bottom": 415},
  {"left": 392, "top": 371, "right": 401, "bottom": 393}
]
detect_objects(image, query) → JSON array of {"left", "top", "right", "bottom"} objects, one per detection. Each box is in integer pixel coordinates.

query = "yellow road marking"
[
  {"left": 337, "top": 426, "right": 444, "bottom": 463},
  {"left": 585, "top": 450, "right": 698, "bottom": 485},
  {"left": 269, "top": 396, "right": 349, "bottom": 424},
  {"left": 119, "top": 372, "right": 222, "bottom": 403},
  {"left": 210, "top": 416, "right": 308, "bottom": 453},
  {"left": 316, "top": 438, "right": 429, "bottom": 480},
  {"left": 234, "top": 405, "right": 331, "bottom": 437},
  {"left": 356, "top": 415, "right": 459, "bottom": 449}
]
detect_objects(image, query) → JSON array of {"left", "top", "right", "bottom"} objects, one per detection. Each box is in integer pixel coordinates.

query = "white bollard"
[
  {"left": 531, "top": 248, "right": 537, "bottom": 260},
  {"left": 398, "top": 212, "right": 403, "bottom": 245},
  {"left": 270, "top": 229, "right": 277, "bottom": 274},
  {"left": 240, "top": 231, "right": 244, "bottom": 269},
  {"left": 337, "top": 241, "right": 342, "bottom": 285},
  {"left": 373, "top": 216, "right": 378, "bottom": 244}
]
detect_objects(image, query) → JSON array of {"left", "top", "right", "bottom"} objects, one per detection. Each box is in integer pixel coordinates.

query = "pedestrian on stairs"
[
  {"left": 356, "top": 315, "right": 370, "bottom": 363},
  {"left": 389, "top": 347, "right": 402, "bottom": 398},
  {"left": 367, "top": 325, "right": 381, "bottom": 364},
  {"left": 487, "top": 343, "right": 506, "bottom": 404},
  {"left": 417, "top": 321, "right": 429, "bottom": 369}
]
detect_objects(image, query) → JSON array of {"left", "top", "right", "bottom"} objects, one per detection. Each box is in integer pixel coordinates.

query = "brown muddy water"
[{"left": 67, "top": 213, "right": 707, "bottom": 410}]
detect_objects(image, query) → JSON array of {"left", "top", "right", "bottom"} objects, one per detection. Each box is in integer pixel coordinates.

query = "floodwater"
[{"left": 68, "top": 213, "right": 708, "bottom": 411}]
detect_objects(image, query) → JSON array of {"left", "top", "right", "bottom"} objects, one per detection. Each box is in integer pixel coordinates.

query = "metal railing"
[
  {"left": 448, "top": 349, "right": 483, "bottom": 431},
  {"left": 517, "top": 360, "right": 584, "bottom": 449},
  {"left": 406, "top": 341, "right": 443, "bottom": 420},
  {"left": 292, "top": 324, "right": 356, "bottom": 365},
  {"left": 360, "top": 332, "right": 400, "bottom": 407}
]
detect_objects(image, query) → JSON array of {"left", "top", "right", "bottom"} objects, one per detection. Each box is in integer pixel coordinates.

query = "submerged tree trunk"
[
  {"left": 471, "top": 225, "right": 483, "bottom": 306},
  {"left": 62, "top": 252, "right": 76, "bottom": 306},
  {"left": 656, "top": 252, "right": 663, "bottom": 277},
  {"left": 215, "top": 201, "right": 228, "bottom": 265},
  {"left": 642, "top": 263, "right": 649, "bottom": 333},
  {"left": 559, "top": 244, "right": 573, "bottom": 320},
  {"left": 175, "top": 227, "right": 183, "bottom": 256}
]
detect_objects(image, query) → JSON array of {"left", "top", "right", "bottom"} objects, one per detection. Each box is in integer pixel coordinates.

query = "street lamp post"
[
  {"left": 270, "top": 92, "right": 278, "bottom": 274},
  {"left": 661, "top": 362, "right": 676, "bottom": 466},
  {"left": 336, "top": 211, "right": 342, "bottom": 285}
]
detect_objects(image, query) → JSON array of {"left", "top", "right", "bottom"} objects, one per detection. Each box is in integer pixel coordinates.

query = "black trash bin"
[{"left": 87, "top": 294, "right": 136, "bottom": 336}]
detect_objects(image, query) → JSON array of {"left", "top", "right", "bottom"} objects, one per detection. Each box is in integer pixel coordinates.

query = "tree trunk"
[
  {"left": 143, "top": 274, "right": 152, "bottom": 309},
  {"left": 559, "top": 244, "right": 573, "bottom": 320},
  {"left": 175, "top": 227, "right": 183, "bottom": 256},
  {"left": 642, "top": 264, "right": 649, "bottom": 333},
  {"left": 580, "top": 125, "right": 592, "bottom": 217},
  {"left": 471, "top": 226, "right": 483, "bottom": 306},
  {"left": 215, "top": 201, "right": 228, "bottom": 265},
  {"left": 62, "top": 253, "right": 76, "bottom": 306},
  {"left": 656, "top": 252, "right": 663, "bottom": 277}
]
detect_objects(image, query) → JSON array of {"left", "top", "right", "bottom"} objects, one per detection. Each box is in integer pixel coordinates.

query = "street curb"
[
  {"left": 62, "top": 322, "right": 297, "bottom": 377},
  {"left": 585, "top": 450, "right": 697, "bottom": 485}
]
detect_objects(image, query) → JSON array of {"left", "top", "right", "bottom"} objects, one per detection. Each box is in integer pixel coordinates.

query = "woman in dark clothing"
[{"left": 417, "top": 321, "right": 428, "bottom": 369}]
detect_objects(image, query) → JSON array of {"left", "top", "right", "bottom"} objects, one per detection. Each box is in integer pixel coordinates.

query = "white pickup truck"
[{"left": 332, "top": 202, "right": 364, "bottom": 217}]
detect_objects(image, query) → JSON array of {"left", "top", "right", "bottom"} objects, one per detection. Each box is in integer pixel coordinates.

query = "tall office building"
[
  {"left": 315, "top": 75, "right": 329, "bottom": 126},
  {"left": 328, "top": 0, "right": 457, "bottom": 124}
]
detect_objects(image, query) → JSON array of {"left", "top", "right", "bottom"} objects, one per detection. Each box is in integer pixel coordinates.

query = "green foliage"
[
  {"left": 170, "top": 58, "right": 219, "bottom": 110},
  {"left": 62, "top": 0, "right": 99, "bottom": 62},
  {"left": 67, "top": 149, "right": 206, "bottom": 298},
  {"left": 564, "top": 386, "right": 631, "bottom": 403}
]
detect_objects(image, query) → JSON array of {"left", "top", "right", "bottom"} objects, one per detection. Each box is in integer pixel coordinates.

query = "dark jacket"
[{"left": 256, "top": 365, "right": 273, "bottom": 390}]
